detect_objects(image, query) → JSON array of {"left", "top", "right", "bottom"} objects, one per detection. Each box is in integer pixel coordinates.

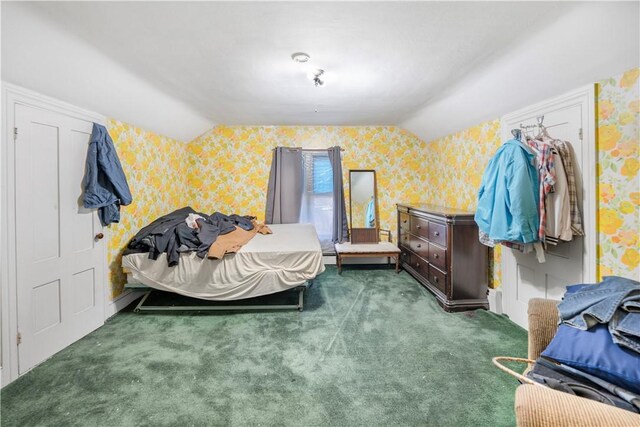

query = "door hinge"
[
  {"left": 578, "top": 128, "right": 583, "bottom": 140},
  {"left": 13, "top": 127, "right": 18, "bottom": 141},
  {"left": 17, "top": 332, "right": 22, "bottom": 345}
]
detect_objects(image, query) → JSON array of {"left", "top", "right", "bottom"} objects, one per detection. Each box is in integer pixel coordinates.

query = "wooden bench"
[{"left": 334, "top": 242, "right": 401, "bottom": 274}]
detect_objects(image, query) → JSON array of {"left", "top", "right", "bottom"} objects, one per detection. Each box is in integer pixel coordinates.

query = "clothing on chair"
[{"left": 558, "top": 276, "right": 640, "bottom": 354}]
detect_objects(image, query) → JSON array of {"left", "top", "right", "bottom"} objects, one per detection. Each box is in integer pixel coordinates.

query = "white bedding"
[{"left": 122, "top": 223, "right": 325, "bottom": 300}]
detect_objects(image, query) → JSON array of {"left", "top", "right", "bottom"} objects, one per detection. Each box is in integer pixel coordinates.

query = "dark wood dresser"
[{"left": 397, "top": 203, "right": 489, "bottom": 312}]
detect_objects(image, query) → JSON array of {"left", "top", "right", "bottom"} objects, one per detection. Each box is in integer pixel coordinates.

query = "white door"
[
  {"left": 501, "top": 87, "right": 596, "bottom": 329},
  {"left": 15, "top": 104, "right": 105, "bottom": 373}
]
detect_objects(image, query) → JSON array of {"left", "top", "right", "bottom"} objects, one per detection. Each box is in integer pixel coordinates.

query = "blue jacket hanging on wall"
[
  {"left": 474, "top": 139, "right": 539, "bottom": 244},
  {"left": 82, "top": 123, "right": 132, "bottom": 226}
]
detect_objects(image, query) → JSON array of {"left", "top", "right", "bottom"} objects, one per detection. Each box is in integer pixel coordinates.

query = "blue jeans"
[{"left": 559, "top": 276, "right": 640, "bottom": 354}]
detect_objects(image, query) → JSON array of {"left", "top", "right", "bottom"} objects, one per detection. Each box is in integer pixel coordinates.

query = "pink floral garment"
[{"left": 527, "top": 137, "right": 556, "bottom": 242}]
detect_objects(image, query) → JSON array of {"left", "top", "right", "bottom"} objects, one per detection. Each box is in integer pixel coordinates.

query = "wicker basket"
[{"left": 492, "top": 356, "right": 547, "bottom": 387}]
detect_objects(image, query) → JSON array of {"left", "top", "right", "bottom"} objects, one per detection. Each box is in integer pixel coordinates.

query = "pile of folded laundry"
[{"left": 532, "top": 276, "right": 640, "bottom": 413}]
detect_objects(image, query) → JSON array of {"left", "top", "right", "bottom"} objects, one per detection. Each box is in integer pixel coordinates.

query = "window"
[
  {"left": 312, "top": 156, "right": 333, "bottom": 193},
  {"left": 301, "top": 152, "right": 334, "bottom": 253}
]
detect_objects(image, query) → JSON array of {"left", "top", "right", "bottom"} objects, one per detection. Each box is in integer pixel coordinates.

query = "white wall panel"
[
  {"left": 1, "top": 2, "right": 212, "bottom": 141},
  {"left": 402, "top": 2, "right": 640, "bottom": 141}
]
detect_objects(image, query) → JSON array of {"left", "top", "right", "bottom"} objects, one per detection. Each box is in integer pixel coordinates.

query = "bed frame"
[{"left": 124, "top": 281, "right": 311, "bottom": 313}]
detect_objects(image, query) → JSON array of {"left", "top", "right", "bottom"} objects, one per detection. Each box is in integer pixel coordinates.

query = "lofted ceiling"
[{"left": 30, "top": 1, "right": 574, "bottom": 127}]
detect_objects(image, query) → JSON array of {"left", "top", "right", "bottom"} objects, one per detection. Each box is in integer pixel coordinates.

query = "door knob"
[{"left": 95, "top": 232, "right": 104, "bottom": 241}]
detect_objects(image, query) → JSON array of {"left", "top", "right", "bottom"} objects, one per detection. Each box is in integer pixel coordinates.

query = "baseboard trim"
[
  {"left": 105, "top": 290, "right": 144, "bottom": 320},
  {"left": 488, "top": 288, "right": 503, "bottom": 315}
]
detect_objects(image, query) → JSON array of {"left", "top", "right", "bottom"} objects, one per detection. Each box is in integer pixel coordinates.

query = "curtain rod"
[{"left": 272, "top": 147, "right": 345, "bottom": 152}]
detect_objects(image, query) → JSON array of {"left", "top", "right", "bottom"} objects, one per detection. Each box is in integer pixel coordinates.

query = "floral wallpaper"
[
  {"left": 351, "top": 200, "right": 370, "bottom": 228},
  {"left": 596, "top": 68, "right": 639, "bottom": 281},
  {"left": 105, "top": 119, "right": 189, "bottom": 299},
  {"left": 186, "top": 126, "right": 426, "bottom": 241}
]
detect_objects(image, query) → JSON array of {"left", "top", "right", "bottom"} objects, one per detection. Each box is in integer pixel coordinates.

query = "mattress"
[{"left": 122, "top": 223, "right": 325, "bottom": 300}]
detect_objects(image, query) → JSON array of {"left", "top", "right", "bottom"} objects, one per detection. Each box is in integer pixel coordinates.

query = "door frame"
[
  {"left": 0, "top": 83, "right": 108, "bottom": 386},
  {"left": 499, "top": 84, "right": 598, "bottom": 325}
]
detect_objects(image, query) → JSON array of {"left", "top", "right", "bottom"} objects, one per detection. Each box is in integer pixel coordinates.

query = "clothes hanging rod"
[
  {"left": 519, "top": 115, "right": 545, "bottom": 130},
  {"left": 271, "top": 147, "right": 345, "bottom": 152}
]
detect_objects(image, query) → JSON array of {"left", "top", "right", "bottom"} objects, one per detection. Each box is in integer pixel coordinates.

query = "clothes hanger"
[
  {"left": 533, "top": 116, "right": 550, "bottom": 140},
  {"left": 514, "top": 125, "right": 536, "bottom": 155}
]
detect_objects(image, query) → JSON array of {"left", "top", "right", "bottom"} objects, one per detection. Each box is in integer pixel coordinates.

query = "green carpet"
[{"left": 1, "top": 266, "right": 527, "bottom": 426}]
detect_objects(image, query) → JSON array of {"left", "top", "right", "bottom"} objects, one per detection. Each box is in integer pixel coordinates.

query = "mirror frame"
[{"left": 348, "top": 169, "right": 379, "bottom": 244}]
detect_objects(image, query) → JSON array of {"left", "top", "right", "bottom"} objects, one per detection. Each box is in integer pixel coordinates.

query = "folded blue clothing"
[
  {"left": 558, "top": 276, "right": 640, "bottom": 355},
  {"left": 611, "top": 311, "right": 640, "bottom": 354},
  {"left": 542, "top": 280, "right": 640, "bottom": 395},
  {"left": 541, "top": 322, "right": 640, "bottom": 394},
  {"left": 559, "top": 277, "right": 640, "bottom": 330}
]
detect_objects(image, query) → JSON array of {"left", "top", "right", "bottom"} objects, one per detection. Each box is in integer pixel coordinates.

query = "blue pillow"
[
  {"left": 541, "top": 284, "right": 640, "bottom": 394},
  {"left": 541, "top": 323, "right": 640, "bottom": 394}
]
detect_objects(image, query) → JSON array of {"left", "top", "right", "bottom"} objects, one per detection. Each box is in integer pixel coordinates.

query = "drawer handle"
[
  {"left": 416, "top": 263, "right": 420, "bottom": 268},
  {"left": 417, "top": 244, "right": 422, "bottom": 248},
  {"left": 433, "top": 231, "right": 440, "bottom": 237},
  {"left": 416, "top": 225, "right": 422, "bottom": 229},
  {"left": 433, "top": 254, "right": 439, "bottom": 259},
  {"left": 403, "top": 220, "right": 407, "bottom": 224},
  {"left": 433, "top": 276, "right": 439, "bottom": 283}
]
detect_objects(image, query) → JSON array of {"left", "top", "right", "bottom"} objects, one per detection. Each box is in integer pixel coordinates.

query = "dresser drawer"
[
  {"left": 399, "top": 229, "right": 410, "bottom": 248},
  {"left": 409, "top": 235, "right": 429, "bottom": 259},
  {"left": 428, "top": 221, "right": 447, "bottom": 247},
  {"left": 410, "top": 254, "right": 429, "bottom": 278},
  {"left": 429, "top": 243, "right": 447, "bottom": 271},
  {"left": 400, "top": 249, "right": 411, "bottom": 265},
  {"left": 428, "top": 265, "right": 448, "bottom": 294},
  {"left": 399, "top": 212, "right": 410, "bottom": 230},
  {"left": 410, "top": 216, "right": 429, "bottom": 239}
]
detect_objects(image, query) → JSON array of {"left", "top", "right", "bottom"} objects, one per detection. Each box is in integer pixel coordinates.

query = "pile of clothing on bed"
[{"left": 124, "top": 207, "right": 272, "bottom": 266}]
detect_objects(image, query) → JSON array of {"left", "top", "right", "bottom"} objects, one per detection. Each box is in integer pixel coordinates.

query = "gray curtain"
[
  {"left": 265, "top": 147, "right": 303, "bottom": 224},
  {"left": 328, "top": 146, "right": 349, "bottom": 243}
]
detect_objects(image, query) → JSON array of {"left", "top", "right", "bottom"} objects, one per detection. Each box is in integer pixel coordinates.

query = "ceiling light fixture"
[
  {"left": 291, "top": 52, "right": 310, "bottom": 63},
  {"left": 308, "top": 69, "right": 325, "bottom": 87},
  {"left": 291, "top": 52, "right": 325, "bottom": 87}
]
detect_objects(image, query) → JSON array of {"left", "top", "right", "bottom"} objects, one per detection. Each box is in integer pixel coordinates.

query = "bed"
[{"left": 122, "top": 223, "right": 325, "bottom": 312}]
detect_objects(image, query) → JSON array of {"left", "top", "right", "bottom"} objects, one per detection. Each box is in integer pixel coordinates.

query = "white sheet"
[{"left": 122, "top": 223, "right": 325, "bottom": 300}]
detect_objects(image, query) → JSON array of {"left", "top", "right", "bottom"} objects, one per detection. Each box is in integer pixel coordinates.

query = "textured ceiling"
[{"left": 31, "top": 1, "right": 573, "bottom": 126}]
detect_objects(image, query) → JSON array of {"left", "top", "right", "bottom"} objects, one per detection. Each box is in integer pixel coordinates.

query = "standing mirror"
[{"left": 349, "top": 170, "right": 379, "bottom": 244}]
